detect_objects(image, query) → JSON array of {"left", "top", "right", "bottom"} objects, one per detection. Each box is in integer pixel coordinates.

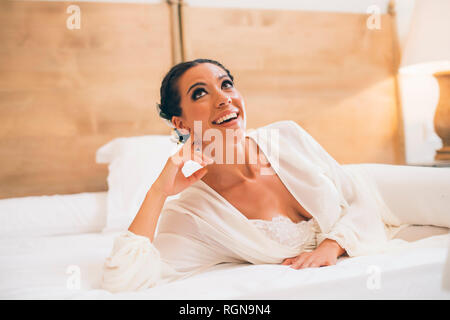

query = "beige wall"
[
  {"left": 0, "top": 1, "right": 173, "bottom": 198},
  {"left": 183, "top": 6, "right": 404, "bottom": 164},
  {"left": 0, "top": 1, "right": 404, "bottom": 199}
]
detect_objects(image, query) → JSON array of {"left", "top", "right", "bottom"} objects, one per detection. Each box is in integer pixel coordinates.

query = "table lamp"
[{"left": 399, "top": 0, "right": 450, "bottom": 161}]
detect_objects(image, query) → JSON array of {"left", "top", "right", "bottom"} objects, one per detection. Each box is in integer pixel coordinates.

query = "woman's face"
[{"left": 173, "top": 63, "right": 246, "bottom": 144}]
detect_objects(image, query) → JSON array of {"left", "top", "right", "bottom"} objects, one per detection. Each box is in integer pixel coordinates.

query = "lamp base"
[
  {"left": 433, "top": 71, "right": 450, "bottom": 162},
  {"left": 435, "top": 147, "right": 450, "bottom": 161}
]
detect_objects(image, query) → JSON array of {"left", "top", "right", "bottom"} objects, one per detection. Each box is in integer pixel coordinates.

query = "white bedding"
[
  {"left": 0, "top": 192, "right": 107, "bottom": 238},
  {"left": 0, "top": 231, "right": 449, "bottom": 300},
  {"left": 0, "top": 191, "right": 449, "bottom": 300}
]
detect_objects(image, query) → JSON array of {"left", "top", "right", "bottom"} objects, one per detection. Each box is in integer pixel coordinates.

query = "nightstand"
[{"left": 407, "top": 162, "right": 450, "bottom": 167}]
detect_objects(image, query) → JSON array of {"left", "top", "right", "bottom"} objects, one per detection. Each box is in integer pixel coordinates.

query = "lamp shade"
[{"left": 400, "top": 0, "right": 450, "bottom": 74}]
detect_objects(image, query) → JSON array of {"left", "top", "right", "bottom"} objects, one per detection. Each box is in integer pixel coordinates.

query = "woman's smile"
[{"left": 212, "top": 111, "right": 240, "bottom": 126}]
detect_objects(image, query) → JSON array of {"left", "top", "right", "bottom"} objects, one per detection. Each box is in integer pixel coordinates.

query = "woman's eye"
[
  {"left": 222, "top": 80, "right": 233, "bottom": 89},
  {"left": 192, "top": 88, "right": 206, "bottom": 100},
  {"left": 191, "top": 81, "right": 233, "bottom": 101}
]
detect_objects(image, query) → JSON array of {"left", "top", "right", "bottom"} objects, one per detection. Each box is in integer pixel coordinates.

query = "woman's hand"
[
  {"left": 153, "top": 135, "right": 214, "bottom": 197},
  {"left": 281, "top": 239, "right": 346, "bottom": 269}
]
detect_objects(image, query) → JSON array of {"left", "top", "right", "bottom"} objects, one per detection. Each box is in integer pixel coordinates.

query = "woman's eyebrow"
[
  {"left": 187, "top": 82, "right": 206, "bottom": 95},
  {"left": 186, "top": 74, "right": 229, "bottom": 95}
]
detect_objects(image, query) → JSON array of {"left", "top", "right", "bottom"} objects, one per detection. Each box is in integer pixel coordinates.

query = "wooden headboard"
[{"left": 0, "top": 1, "right": 404, "bottom": 199}]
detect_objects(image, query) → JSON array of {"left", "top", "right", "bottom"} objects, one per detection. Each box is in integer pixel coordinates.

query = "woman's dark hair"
[{"left": 157, "top": 58, "right": 234, "bottom": 143}]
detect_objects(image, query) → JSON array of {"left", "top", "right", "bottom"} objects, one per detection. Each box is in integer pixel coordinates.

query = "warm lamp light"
[{"left": 399, "top": 0, "right": 450, "bottom": 161}]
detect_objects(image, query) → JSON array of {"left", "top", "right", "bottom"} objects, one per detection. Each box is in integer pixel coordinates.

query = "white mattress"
[
  {"left": 0, "top": 230, "right": 449, "bottom": 299},
  {"left": 0, "top": 192, "right": 449, "bottom": 300}
]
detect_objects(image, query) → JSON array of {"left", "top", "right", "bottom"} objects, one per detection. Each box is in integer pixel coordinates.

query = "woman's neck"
[{"left": 201, "top": 136, "right": 262, "bottom": 192}]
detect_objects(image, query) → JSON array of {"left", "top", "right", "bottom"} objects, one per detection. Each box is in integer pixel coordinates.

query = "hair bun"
[{"left": 157, "top": 103, "right": 170, "bottom": 120}]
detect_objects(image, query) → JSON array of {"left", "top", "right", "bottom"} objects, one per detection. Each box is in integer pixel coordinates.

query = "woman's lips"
[{"left": 212, "top": 113, "right": 240, "bottom": 127}]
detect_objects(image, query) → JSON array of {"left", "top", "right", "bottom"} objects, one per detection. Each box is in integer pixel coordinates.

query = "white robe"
[{"left": 101, "top": 120, "right": 449, "bottom": 293}]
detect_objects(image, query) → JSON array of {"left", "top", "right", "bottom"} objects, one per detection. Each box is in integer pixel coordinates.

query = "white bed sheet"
[{"left": 1, "top": 230, "right": 449, "bottom": 300}]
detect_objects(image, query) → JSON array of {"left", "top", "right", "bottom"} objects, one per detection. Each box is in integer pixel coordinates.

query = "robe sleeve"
[
  {"left": 287, "top": 121, "right": 389, "bottom": 257},
  {"left": 101, "top": 207, "right": 228, "bottom": 293},
  {"left": 101, "top": 231, "right": 173, "bottom": 293}
]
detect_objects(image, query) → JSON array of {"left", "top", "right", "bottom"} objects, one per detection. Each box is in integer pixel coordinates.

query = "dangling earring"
[{"left": 173, "top": 128, "right": 190, "bottom": 145}]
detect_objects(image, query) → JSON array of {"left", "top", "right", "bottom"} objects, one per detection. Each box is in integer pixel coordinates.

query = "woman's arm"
[
  {"left": 321, "top": 238, "right": 346, "bottom": 257},
  {"left": 102, "top": 137, "right": 214, "bottom": 292},
  {"left": 128, "top": 184, "right": 168, "bottom": 242},
  {"left": 287, "top": 120, "right": 392, "bottom": 257},
  {"left": 127, "top": 136, "right": 214, "bottom": 242}
]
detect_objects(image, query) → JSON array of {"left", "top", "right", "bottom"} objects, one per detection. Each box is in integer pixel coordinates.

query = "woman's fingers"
[
  {"left": 290, "top": 260, "right": 304, "bottom": 270},
  {"left": 171, "top": 135, "right": 195, "bottom": 165},
  {"left": 171, "top": 136, "right": 214, "bottom": 167},
  {"left": 281, "top": 258, "right": 295, "bottom": 265},
  {"left": 282, "top": 252, "right": 321, "bottom": 270},
  {"left": 192, "top": 140, "right": 215, "bottom": 165},
  {"left": 296, "top": 259, "right": 335, "bottom": 269},
  {"left": 304, "top": 260, "right": 319, "bottom": 268},
  {"left": 186, "top": 134, "right": 215, "bottom": 165},
  {"left": 290, "top": 253, "right": 309, "bottom": 269},
  {"left": 200, "top": 153, "right": 215, "bottom": 165},
  {"left": 186, "top": 166, "right": 208, "bottom": 184},
  {"left": 288, "top": 253, "right": 324, "bottom": 269},
  {"left": 193, "top": 151, "right": 214, "bottom": 166},
  {"left": 192, "top": 152, "right": 207, "bottom": 166},
  {"left": 283, "top": 251, "right": 339, "bottom": 270},
  {"left": 301, "top": 256, "right": 317, "bottom": 269}
]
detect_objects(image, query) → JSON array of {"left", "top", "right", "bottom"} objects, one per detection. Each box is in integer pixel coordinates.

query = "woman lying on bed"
[{"left": 101, "top": 58, "right": 450, "bottom": 293}]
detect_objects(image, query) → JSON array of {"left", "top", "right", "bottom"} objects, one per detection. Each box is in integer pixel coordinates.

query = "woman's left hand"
[{"left": 281, "top": 239, "right": 346, "bottom": 269}]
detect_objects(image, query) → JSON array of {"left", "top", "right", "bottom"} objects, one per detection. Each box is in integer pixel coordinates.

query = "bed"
[
  {"left": 1, "top": 0, "right": 449, "bottom": 300},
  {"left": 0, "top": 184, "right": 449, "bottom": 300},
  {"left": 1, "top": 236, "right": 450, "bottom": 300}
]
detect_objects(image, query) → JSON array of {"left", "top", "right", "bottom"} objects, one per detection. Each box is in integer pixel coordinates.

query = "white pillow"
[
  {"left": 0, "top": 192, "right": 107, "bottom": 238},
  {"left": 96, "top": 135, "right": 202, "bottom": 233}
]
